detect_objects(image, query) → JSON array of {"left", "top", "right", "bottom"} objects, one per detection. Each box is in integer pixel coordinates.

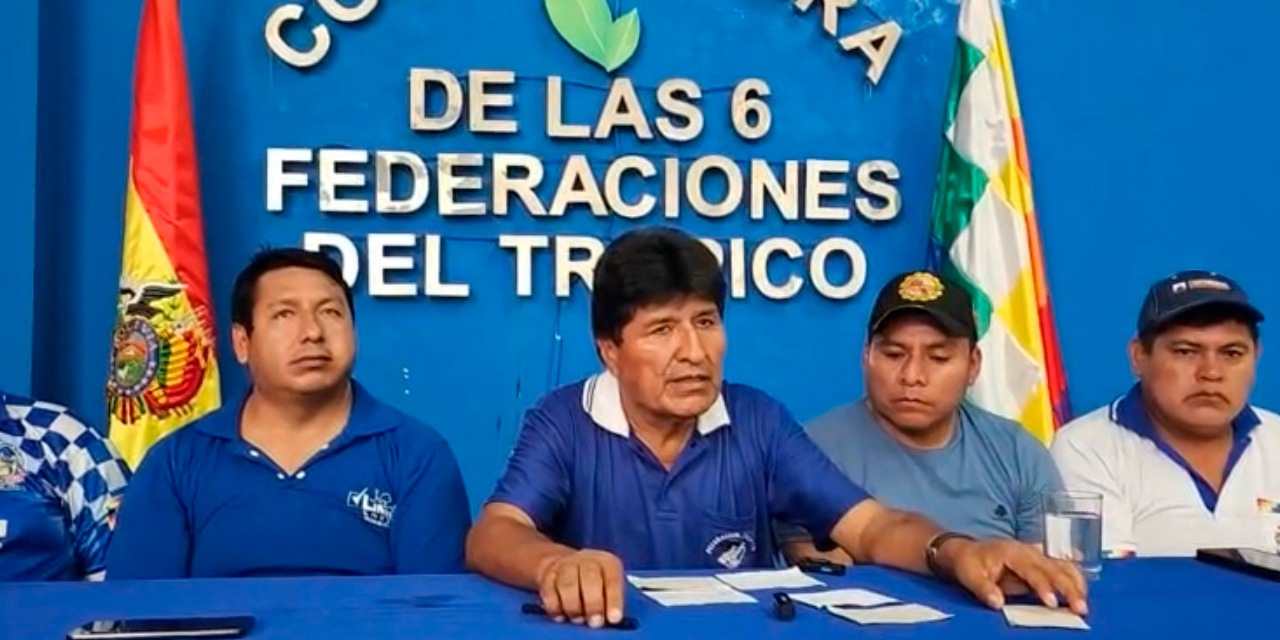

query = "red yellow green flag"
[
  {"left": 926, "top": 0, "right": 1070, "bottom": 444},
  {"left": 107, "top": 0, "right": 220, "bottom": 469}
]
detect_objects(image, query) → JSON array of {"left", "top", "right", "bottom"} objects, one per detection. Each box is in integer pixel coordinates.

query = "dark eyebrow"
[
  {"left": 639, "top": 313, "right": 678, "bottom": 328},
  {"left": 266, "top": 295, "right": 342, "bottom": 309},
  {"left": 1166, "top": 339, "right": 1251, "bottom": 351},
  {"left": 875, "top": 338, "right": 955, "bottom": 350}
]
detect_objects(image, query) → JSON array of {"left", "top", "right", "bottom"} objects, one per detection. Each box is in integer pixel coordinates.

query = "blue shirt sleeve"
[
  {"left": 1013, "top": 434, "right": 1064, "bottom": 544},
  {"left": 486, "top": 406, "right": 571, "bottom": 532},
  {"left": 389, "top": 427, "right": 471, "bottom": 574},
  {"left": 765, "top": 401, "right": 870, "bottom": 549},
  {"left": 105, "top": 438, "right": 191, "bottom": 579},
  {"left": 46, "top": 412, "right": 131, "bottom": 579}
]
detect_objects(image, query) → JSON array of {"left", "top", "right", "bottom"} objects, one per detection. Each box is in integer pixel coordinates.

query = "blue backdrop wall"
[{"left": 4, "top": 0, "right": 1278, "bottom": 511}]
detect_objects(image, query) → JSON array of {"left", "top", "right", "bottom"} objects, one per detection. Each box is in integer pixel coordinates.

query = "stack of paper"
[
  {"left": 789, "top": 588, "right": 899, "bottom": 609},
  {"left": 789, "top": 588, "right": 952, "bottom": 625},
  {"left": 1003, "top": 605, "right": 1090, "bottom": 630},
  {"left": 628, "top": 567, "right": 824, "bottom": 607},
  {"left": 627, "top": 576, "right": 729, "bottom": 592},
  {"left": 642, "top": 589, "right": 757, "bottom": 607},
  {"left": 626, "top": 575, "right": 756, "bottom": 607},
  {"left": 714, "top": 566, "right": 826, "bottom": 591},
  {"left": 828, "top": 603, "right": 953, "bottom": 625},
  {"left": 627, "top": 569, "right": 967, "bottom": 627}
]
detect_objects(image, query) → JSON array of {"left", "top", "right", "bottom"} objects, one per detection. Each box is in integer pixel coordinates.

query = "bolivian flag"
[
  {"left": 926, "top": 0, "right": 1070, "bottom": 445},
  {"left": 107, "top": 0, "right": 220, "bottom": 469}
]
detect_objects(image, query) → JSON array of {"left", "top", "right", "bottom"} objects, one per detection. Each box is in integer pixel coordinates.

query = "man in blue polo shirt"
[
  {"left": 0, "top": 392, "right": 129, "bottom": 581},
  {"left": 107, "top": 248, "right": 471, "bottom": 578},
  {"left": 467, "top": 227, "right": 1087, "bottom": 629}
]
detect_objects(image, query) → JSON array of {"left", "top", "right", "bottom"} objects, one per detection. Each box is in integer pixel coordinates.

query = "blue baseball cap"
[{"left": 1137, "top": 270, "right": 1264, "bottom": 336}]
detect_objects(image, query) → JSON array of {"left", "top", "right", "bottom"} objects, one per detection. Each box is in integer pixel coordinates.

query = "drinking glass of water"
[{"left": 1042, "top": 490, "right": 1103, "bottom": 580}]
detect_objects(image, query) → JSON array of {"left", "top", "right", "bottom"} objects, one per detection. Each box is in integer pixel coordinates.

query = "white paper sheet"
[
  {"left": 627, "top": 574, "right": 757, "bottom": 607},
  {"left": 626, "top": 576, "right": 728, "bottom": 592},
  {"left": 827, "top": 603, "right": 953, "bottom": 625},
  {"left": 713, "top": 566, "right": 825, "bottom": 591},
  {"left": 790, "top": 588, "right": 899, "bottom": 609},
  {"left": 644, "top": 588, "right": 758, "bottom": 607},
  {"left": 1003, "top": 605, "right": 1091, "bottom": 630}
]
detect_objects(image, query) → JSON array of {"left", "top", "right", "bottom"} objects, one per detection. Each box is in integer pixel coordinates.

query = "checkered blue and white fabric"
[{"left": 0, "top": 392, "right": 130, "bottom": 578}]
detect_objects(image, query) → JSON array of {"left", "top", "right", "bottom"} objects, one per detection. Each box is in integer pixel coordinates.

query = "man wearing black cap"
[
  {"left": 780, "top": 270, "right": 1062, "bottom": 564},
  {"left": 1052, "top": 270, "right": 1279, "bottom": 557}
]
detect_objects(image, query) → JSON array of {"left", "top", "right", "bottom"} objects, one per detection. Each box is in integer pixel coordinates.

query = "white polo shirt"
[{"left": 1051, "top": 384, "right": 1280, "bottom": 558}]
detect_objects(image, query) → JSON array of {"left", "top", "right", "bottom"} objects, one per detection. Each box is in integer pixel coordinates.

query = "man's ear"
[
  {"left": 967, "top": 344, "right": 983, "bottom": 386},
  {"left": 597, "top": 336, "right": 621, "bottom": 376},
  {"left": 1127, "top": 337, "right": 1146, "bottom": 379},
  {"left": 232, "top": 324, "right": 251, "bottom": 365}
]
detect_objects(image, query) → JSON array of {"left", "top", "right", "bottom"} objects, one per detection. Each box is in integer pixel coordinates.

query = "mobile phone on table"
[
  {"left": 66, "top": 615, "right": 255, "bottom": 639},
  {"left": 1195, "top": 547, "right": 1280, "bottom": 582},
  {"left": 796, "top": 557, "right": 846, "bottom": 576}
]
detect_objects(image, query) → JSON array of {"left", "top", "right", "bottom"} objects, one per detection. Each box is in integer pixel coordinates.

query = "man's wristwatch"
[{"left": 925, "top": 532, "right": 975, "bottom": 579}]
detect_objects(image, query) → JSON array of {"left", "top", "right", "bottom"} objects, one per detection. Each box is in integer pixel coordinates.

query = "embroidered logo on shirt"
[
  {"left": 1257, "top": 498, "right": 1280, "bottom": 547},
  {"left": 0, "top": 445, "right": 25, "bottom": 490},
  {"left": 705, "top": 531, "right": 756, "bottom": 569},
  {"left": 346, "top": 488, "right": 396, "bottom": 528}
]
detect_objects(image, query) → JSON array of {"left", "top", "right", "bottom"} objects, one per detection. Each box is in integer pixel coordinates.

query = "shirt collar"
[
  {"left": 581, "top": 371, "right": 730, "bottom": 437},
  {"left": 1111, "top": 382, "right": 1261, "bottom": 441},
  {"left": 197, "top": 379, "right": 400, "bottom": 441},
  {"left": 858, "top": 397, "right": 965, "bottom": 450}
]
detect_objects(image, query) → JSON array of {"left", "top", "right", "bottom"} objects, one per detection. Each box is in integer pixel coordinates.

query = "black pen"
[{"left": 521, "top": 603, "right": 639, "bottom": 630}]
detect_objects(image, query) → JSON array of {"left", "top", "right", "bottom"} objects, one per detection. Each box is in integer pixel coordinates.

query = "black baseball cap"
[
  {"left": 1137, "top": 269, "right": 1264, "bottom": 336},
  {"left": 867, "top": 270, "right": 977, "bottom": 342}
]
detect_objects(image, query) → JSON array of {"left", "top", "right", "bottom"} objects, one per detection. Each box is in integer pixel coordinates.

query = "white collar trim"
[{"left": 581, "top": 371, "right": 730, "bottom": 437}]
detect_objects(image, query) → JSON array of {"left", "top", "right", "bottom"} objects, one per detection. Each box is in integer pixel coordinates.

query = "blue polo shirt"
[
  {"left": 488, "top": 372, "right": 870, "bottom": 570},
  {"left": 0, "top": 393, "right": 129, "bottom": 581},
  {"left": 106, "top": 381, "right": 471, "bottom": 579}
]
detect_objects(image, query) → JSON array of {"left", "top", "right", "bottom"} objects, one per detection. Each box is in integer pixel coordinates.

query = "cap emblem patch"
[
  {"left": 898, "top": 272, "right": 944, "bottom": 302},
  {"left": 1171, "top": 278, "right": 1230, "bottom": 294}
]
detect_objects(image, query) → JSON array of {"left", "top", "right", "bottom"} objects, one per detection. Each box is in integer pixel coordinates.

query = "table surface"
[{"left": 2, "top": 558, "right": 1275, "bottom": 639}]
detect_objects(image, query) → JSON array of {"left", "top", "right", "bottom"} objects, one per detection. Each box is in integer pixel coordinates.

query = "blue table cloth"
[{"left": 1, "top": 559, "right": 1274, "bottom": 639}]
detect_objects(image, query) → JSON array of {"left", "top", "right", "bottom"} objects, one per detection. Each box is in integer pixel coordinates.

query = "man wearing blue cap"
[{"left": 1052, "top": 270, "right": 1280, "bottom": 558}]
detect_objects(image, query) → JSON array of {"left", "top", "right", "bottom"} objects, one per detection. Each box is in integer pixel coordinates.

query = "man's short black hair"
[
  {"left": 231, "top": 247, "right": 354, "bottom": 333},
  {"left": 1138, "top": 302, "right": 1260, "bottom": 351},
  {"left": 591, "top": 227, "right": 726, "bottom": 343}
]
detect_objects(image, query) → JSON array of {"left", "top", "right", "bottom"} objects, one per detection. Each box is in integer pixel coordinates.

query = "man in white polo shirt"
[{"left": 1051, "top": 270, "right": 1280, "bottom": 557}]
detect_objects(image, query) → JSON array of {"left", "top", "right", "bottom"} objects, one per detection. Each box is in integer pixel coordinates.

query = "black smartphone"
[
  {"left": 1195, "top": 547, "right": 1280, "bottom": 582},
  {"left": 796, "top": 557, "right": 847, "bottom": 576},
  {"left": 66, "top": 616, "right": 255, "bottom": 640}
]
